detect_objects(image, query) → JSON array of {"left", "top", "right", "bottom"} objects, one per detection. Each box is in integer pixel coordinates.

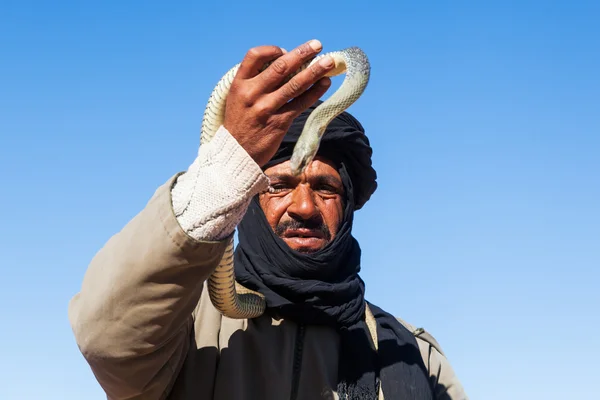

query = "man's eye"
[
  {"left": 317, "top": 185, "right": 338, "bottom": 195},
  {"left": 270, "top": 184, "right": 291, "bottom": 193}
]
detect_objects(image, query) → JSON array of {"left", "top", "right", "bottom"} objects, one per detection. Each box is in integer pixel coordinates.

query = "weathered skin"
[{"left": 201, "top": 47, "right": 371, "bottom": 319}]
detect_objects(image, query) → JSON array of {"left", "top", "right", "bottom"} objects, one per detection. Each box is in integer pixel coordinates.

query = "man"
[{"left": 69, "top": 40, "right": 468, "bottom": 400}]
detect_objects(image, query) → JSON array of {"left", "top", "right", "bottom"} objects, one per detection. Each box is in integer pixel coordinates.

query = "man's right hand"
[{"left": 223, "top": 39, "right": 335, "bottom": 168}]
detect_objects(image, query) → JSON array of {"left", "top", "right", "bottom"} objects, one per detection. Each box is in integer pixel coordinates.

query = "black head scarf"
[
  {"left": 264, "top": 100, "right": 377, "bottom": 210},
  {"left": 234, "top": 101, "right": 434, "bottom": 399}
]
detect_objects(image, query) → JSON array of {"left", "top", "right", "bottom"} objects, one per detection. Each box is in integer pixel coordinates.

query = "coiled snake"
[{"left": 203, "top": 46, "right": 370, "bottom": 319}]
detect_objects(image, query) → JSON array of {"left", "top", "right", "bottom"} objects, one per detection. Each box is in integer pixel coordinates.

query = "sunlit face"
[{"left": 259, "top": 157, "right": 345, "bottom": 253}]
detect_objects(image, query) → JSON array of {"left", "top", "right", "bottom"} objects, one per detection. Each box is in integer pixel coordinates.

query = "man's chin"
[{"left": 283, "top": 237, "right": 328, "bottom": 253}]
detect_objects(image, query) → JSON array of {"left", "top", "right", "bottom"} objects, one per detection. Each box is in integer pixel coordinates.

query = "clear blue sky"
[{"left": 1, "top": 1, "right": 598, "bottom": 399}]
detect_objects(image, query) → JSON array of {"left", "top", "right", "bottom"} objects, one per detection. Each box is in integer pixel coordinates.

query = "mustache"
[{"left": 275, "top": 218, "right": 331, "bottom": 240}]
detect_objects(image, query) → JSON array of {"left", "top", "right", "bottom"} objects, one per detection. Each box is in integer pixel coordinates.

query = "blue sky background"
[{"left": 1, "top": 1, "right": 598, "bottom": 399}]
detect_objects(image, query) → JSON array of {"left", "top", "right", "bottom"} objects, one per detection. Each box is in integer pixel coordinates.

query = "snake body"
[{"left": 203, "top": 46, "right": 370, "bottom": 319}]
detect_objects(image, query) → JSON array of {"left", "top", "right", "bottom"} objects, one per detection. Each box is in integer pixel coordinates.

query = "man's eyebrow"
[
  {"left": 265, "top": 173, "right": 297, "bottom": 182},
  {"left": 265, "top": 173, "right": 343, "bottom": 188},
  {"left": 310, "top": 174, "right": 343, "bottom": 188}
]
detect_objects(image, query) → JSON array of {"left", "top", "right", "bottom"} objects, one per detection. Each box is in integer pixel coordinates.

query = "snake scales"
[{"left": 202, "top": 46, "right": 371, "bottom": 319}]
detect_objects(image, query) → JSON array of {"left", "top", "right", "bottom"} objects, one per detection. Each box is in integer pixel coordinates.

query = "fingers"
[
  {"left": 268, "top": 54, "right": 335, "bottom": 110},
  {"left": 228, "top": 40, "right": 333, "bottom": 123},
  {"left": 236, "top": 45, "right": 285, "bottom": 80},
  {"left": 257, "top": 40, "right": 324, "bottom": 92},
  {"left": 279, "top": 77, "right": 332, "bottom": 119}
]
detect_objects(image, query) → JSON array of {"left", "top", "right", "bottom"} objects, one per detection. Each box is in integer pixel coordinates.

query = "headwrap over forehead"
[{"left": 264, "top": 100, "right": 377, "bottom": 210}]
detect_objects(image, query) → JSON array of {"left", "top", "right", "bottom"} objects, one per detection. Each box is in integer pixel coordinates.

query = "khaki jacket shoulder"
[{"left": 68, "top": 174, "right": 468, "bottom": 400}]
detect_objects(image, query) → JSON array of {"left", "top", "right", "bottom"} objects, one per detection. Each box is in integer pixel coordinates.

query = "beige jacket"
[{"left": 68, "top": 174, "right": 468, "bottom": 400}]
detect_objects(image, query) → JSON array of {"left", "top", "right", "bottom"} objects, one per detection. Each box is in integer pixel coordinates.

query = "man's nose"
[{"left": 287, "top": 184, "right": 319, "bottom": 221}]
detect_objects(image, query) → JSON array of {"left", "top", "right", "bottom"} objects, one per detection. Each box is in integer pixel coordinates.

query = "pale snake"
[{"left": 202, "top": 46, "right": 371, "bottom": 319}]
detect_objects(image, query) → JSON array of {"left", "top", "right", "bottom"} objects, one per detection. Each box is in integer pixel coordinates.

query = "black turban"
[{"left": 263, "top": 100, "right": 377, "bottom": 210}]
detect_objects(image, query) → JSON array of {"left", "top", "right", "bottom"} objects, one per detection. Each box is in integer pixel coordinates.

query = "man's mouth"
[
  {"left": 282, "top": 229, "right": 325, "bottom": 239},
  {"left": 280, "top": 229, "right": 328, "bottom": 253},
  {"left": 275, "top": 220, "right": 331, "bottom": 253}
]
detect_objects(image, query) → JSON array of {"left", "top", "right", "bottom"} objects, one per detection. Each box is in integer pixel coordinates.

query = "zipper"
[{"left": 289, "top": 323, "right": 306, "bottom": 400}]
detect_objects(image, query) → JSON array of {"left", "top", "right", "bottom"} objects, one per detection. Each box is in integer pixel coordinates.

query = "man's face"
[{"left": 259, "top": 156, "right": 345, "bottom": 253}]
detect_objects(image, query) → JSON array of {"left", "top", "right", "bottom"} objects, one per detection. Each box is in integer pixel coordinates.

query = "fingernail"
[
  {"left": 319, "top": 55, "right": 334, "bottom": 68},
  {"left": 309, "top": 39, "right": 322, "bottom": 51},
  {"left": 280, "top": 47, "right": 287, "bottom": 54}
]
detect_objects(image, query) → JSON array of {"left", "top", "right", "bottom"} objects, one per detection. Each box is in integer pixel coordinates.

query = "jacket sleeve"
[
  {"left": 396, "top": 318, "right": 468, "bottom": 400},
  {"left": 68, "top": 126, "right": 269, "bottom": 399},
  {"left": 414, "top": 329, "right": 469, "bottom": 400},
  {"left": 68, "top": 175, "right": 228, "bottom": 399}
]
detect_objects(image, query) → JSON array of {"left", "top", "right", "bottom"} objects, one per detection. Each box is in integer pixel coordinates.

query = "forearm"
[
  {"left": 171, "top": 125, "right": 270, "bottom": 241},
  {"left": 68, "top": 125, "right": 269, "bottom": 398}
]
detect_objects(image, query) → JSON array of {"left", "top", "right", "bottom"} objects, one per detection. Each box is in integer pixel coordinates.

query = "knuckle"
[
  {"left": 230, "top": 82, "right": 255, "bottom": 105},
  {"left": 244, "top": 45, "right": 283, "bottom": 66},
  {"left": 244, "top": 88, "right": 260, "bottom": 105},
  {"left": 246, "top": 47, "right": 262, "bottom": 59},
  {"left": 309, "top": 63, "right": 323, "bottom": 78},
  {"left": 267, "top": 45, "right": 282, "bottom": 55},
  {"left": 270, "top": 58, "right": 288, "bottom": 75},
  {"left": 295, "top": 43, "right": 312, "bottom": 57},
  {"left": 241, "top": 93, "right": 255, "bottom": 108},
  {"left": 254, "top": 101, "right": 271, "bottom": 116},
  {"left": 287, "top": 78, "right": 302, "bottom": 95}
]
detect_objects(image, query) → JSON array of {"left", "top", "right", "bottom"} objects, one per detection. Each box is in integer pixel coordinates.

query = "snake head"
[
  {"left": 289, "top": 132, "right": 321, "bottom": 176},
  {"left": 289, "top": 149, "right": 314, "bottom": 176},
  {"left": 289, "top": 122, "right": 323, "bottom": 176}
]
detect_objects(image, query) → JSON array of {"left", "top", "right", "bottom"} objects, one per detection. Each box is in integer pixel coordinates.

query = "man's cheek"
[{"left": 263, "top": 201, "right": 288, "bottom": 229}]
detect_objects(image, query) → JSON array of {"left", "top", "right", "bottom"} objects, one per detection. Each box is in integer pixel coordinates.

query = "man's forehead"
[{"left": 263, "top": 156, "right": 340, "bottom": 177}]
